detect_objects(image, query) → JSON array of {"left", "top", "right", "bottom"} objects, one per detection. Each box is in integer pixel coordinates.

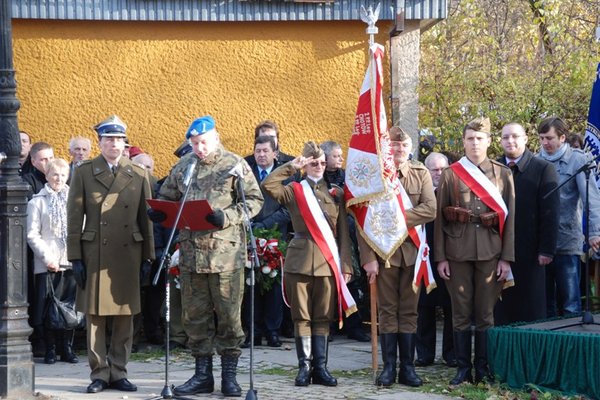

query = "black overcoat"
[{"left": 495, "top": 149, "right": 559, "bottom": 324}]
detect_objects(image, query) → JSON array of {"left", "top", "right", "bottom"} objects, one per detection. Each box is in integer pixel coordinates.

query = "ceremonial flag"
[
  {"left": 344, "top": 43, "right": 435, "bottom": 293},
  {"left": 584, "top": 63, "right": 600, "bottom": 188}
]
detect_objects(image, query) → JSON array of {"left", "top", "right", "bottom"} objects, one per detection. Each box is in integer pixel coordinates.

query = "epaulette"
[
  {"left": 490, "top": 159, "right": 510, "bottom": 169},
  {"left": 409, "top": 159, "right": 427, "bottom": 170},
  {"left": 131, "top": 162, "right": 146, "bottom": 172}
]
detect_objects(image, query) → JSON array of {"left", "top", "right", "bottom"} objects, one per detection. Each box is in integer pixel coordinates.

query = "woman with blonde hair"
[{"left": 27, "top": 158, "right": 79, "bottom": 364}]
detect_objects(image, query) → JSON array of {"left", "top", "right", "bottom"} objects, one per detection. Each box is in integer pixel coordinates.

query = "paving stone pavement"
[{"left": 34, "top": 335, "right": 458, "bottom": 400}]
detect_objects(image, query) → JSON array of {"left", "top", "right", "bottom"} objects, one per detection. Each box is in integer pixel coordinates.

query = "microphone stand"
[
  {"left": 235, "top": 172, "right": 260, "bottom": 400},
  {"left": 149, "top": 161, "right": 198, "bottom": 400},
  {"left": 544, "top": 160, "right": 600, "bottom": 329}
]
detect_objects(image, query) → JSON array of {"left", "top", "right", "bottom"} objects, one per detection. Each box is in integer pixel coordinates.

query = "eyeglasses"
[{"left": 308, "top": 161, "right": 327, "bottom": 167}]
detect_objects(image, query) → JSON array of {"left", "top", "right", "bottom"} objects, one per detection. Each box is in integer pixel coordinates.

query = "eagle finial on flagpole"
[{"left": 360, "top": 3, "right": 380, "bottom": 45}]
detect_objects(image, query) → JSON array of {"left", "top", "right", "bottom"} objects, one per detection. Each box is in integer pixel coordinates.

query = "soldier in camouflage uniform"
[{"left": 151, "top": 116, "right": 263, "bottom": 397}]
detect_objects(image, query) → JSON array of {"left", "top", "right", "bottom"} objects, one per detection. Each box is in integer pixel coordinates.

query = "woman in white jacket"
[{"left": 27, "top": 158, "right": 79, "bottom": 364}]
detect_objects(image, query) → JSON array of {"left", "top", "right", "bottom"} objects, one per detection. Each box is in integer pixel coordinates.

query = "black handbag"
[{"left": 44, "top": 270, "right": 85, "bottom": 330}]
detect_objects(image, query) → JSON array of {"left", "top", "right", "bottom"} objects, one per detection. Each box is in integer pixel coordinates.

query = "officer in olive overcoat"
[{"left": 67, "top": 115, "right": 154, "bottom": 394}]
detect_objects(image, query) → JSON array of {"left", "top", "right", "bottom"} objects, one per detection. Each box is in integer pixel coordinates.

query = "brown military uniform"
[
  {"left": 357, "top": 160, "right": 436, "bottom": 333},
  {"left": 262, "top": 162, "right": 353, "bottom": 337},
  {"left": 434, "top": 157, "right": 515, "bottom": 331},
  {"left": 67, "top": 155, "right": 154, "bottom": 383}
]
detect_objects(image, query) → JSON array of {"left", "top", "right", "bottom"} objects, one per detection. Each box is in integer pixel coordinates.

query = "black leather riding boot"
[
  {"left": 173, "top": 356, "right": 214, "bottom": 395},
  {"left": 221, "top": 355, "right": 242, "bottom": 397},
  {"left": 294, "top": 336, "right": 312, "bottom": 386},
  {"left": 376, "top": 333, "right": 397, "bottom": 387},
  {"left": 310, "top": 336, "right": 337, "bottom": 386},
  {"left": 397, "top": 333, "right": 423, "bottom": 387},
  {"left": 474, "top": 330, "right": 494, "bottom": 384},
  {"left": 450, "top": 329, "right": 473, "bottom": 385}
]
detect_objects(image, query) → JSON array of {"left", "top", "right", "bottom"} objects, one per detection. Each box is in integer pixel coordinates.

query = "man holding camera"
[{"left": 434, "top": 117, "right": 515, "bottom": 386}]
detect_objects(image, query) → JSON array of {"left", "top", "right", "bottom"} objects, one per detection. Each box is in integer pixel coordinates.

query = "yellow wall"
[{"left": 12, "top": 20, "right": 392, "bottom": 176}]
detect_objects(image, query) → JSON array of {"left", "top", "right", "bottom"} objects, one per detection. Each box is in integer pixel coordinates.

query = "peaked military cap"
[{"left": 94, "top": 115, "right": 127, "bottom": 138}]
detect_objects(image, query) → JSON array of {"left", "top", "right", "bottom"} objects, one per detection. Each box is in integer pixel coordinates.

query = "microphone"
[
  {"left": 228, "top": 162, "right": 245, "bottom": 178},
  {"left": 183, "top": 159, "right": 198, "bottom": 186}
]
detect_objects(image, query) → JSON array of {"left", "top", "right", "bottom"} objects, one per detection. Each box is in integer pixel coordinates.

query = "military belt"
[{"left": 469, "top": 215, "right": 482, "bottom": 224}]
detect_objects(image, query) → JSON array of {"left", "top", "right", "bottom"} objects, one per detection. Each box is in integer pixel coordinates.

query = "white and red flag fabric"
[{"left": 344, "top": 43, "right": 435, "bottom": 293}]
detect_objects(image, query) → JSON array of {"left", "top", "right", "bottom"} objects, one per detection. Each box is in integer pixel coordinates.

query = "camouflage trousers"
[{"left": 179, "top": 268, "right": 245, "bottom": 357}]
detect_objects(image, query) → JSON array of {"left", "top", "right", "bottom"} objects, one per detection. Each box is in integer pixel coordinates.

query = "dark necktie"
[
  {"left": 111, "top": 165, "right": 117, "bottom": 176},
  {"left": 507, "top": 161, "right": 516, "bottom": 173},
  {"left": 260, "top": 169, "right": 268, "bottom": 181}
]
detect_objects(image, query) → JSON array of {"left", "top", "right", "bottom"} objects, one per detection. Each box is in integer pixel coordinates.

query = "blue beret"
[
  {"left": 186, "top": 116, "right": 216, "bottom": 139},
  {"left": 94, "top": 115, "right": 127, "bottom": 138}
]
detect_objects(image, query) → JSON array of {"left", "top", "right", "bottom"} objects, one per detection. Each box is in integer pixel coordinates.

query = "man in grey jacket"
[{"left": 537, "top": 117, "right": 600, "bottom": 317}]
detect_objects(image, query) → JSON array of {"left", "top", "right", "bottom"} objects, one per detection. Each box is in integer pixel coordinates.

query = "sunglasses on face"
[{"left": 308, "top": 161, "right": 327, "bottom": 167}]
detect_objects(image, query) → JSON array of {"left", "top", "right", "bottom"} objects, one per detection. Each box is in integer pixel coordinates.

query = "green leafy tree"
[{"left": 419, "top": 0, "right": 600, "bottom": 158}]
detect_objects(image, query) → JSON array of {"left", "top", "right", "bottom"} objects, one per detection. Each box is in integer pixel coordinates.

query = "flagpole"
[
  {"left": 369, "top": 282, "right": 378, "bottom": 383},
  {"left": 360, "top": 2, "right": 381, "bottom": 384}
]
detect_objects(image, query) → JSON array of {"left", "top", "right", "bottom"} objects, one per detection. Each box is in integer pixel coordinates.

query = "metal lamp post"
[{"left": 0, "top": 0, "right": 34, "bottom": 397}]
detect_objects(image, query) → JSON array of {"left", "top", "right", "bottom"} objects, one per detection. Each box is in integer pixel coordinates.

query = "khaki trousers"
[
  {"left": 377, "top": 263, "right": 420, "bottom": 334},
  {"left": 87, "top": 314, "right": 133, "bottom": 383},
  {"left": 446, "top": 259, "right": 504, "bottom": 331},
  {"left": 284, "top": 273, "right": 335, "bottom": 337}
]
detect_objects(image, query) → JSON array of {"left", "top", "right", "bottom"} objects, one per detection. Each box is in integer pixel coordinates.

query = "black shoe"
[
  {"left": 60, "top": 349, "right": 79, "bottom": 364},
  {"left": 147, "top": 334, "right": 164, "bottom": 345},
  {"left": 110, "top": 378, "right": 138, "bottom": 392},
  {"left": 87, "top": 379, "right": 109, "bottom": 393},
  {"left": 445, "top": 358, "right": 458, "bottom": 368},
  {"left": 347, "top": 329, "right": 371, "bottom": 342},
  {"left": 44, "top": 348, "right": 56, "bottom": 365},
  {"left": 168, "top": 340, "right": 186, "bottom": 350},
  {"left": 266, "top": 333, "right": 282, "bottom": 347},
  {"left": 415, "top": 358, "right": 434, "bottom": 367},
  {"left": 240, "top": 336, "right": 261, "bottom": 348}
]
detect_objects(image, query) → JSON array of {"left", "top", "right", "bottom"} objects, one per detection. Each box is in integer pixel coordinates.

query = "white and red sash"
[
  {"left": 450, "top": 157, "right": 508, "bottom": 238},
  {"left": 292, "top": 181, "right": 357, "bottom": 326},
  {"left": 398, "top": 184, "right": 436, "bottom": 294}
]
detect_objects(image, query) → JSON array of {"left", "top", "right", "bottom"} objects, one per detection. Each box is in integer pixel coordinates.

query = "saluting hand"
[{"left": 290, "top": 156, "right": 314, "bottom": 170}]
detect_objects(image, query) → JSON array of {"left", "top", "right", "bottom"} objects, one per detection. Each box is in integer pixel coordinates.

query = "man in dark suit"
[
  {"left": 244, "top": 120, "right": 294, "bottom": 168},
  {"left": 495, "top": 122, "right": 559, "bottom": 324},
  {"left": 242, "top": 135, "right": 291, "bottom": 348},
  {"left": 67, "top": 115, "right": 155, "bottom": 394}
]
